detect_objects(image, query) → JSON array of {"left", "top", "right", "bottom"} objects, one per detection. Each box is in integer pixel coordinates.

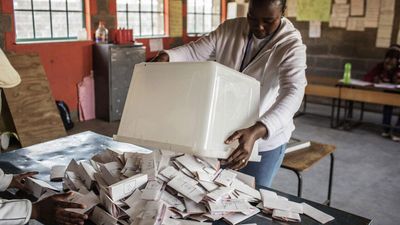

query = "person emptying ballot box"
[{"left": 152, "top": 0, "right": 307, "bottom": 187}]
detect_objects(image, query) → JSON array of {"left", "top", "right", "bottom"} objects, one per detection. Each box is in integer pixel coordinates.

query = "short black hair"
[
  {"left": 385, "top": 44, "right": 400, "bottom": 60},
  {"left": 251, "top": 0, "right": 287, "bottom": 11}
]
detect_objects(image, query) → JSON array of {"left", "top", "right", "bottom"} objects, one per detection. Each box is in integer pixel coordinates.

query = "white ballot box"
[{"left": 114, "top": 61, "right": 261, "bottom": 160}]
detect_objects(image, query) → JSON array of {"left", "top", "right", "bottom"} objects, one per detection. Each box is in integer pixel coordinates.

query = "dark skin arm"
[
  {"left": 222, "top": 122, "right": 268, "bottom": 170},
  {"left": 151, "top": 51, "right": 170, "bottom": 62},
  {"left": 32, "top": 192, "right": 88, "bottom": 225},
  {"left": 10, "top": 171, "right": 39, "bottom": 192}
]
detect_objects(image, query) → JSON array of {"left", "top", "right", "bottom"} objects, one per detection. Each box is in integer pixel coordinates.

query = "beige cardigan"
[{"left": 165, "top": 17, "right": 307, "bottom": 151}]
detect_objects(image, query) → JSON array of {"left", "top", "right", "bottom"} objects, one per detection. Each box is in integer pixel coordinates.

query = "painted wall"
[{"left": 0, "top": 0, "right": 226, "bottom": 112}]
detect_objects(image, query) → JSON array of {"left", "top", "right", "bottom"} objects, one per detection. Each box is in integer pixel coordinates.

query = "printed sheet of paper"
[
  {"left": 176, "top": 154, "right": 205, "bottom": 174},
  {"left": 365, "top": 0, "right": 381, "bottom": 28},
  {"left": 214, "top": 169, "right": 236, "bottom": 186},
  {"left": 329, "top": 4, "right": 350, "bottom": 28},
  {"left": 286, "top": 0, "right": 297, "bottom": 18},
  {"left": 231, "top": 178, "right": 261, "bottom": 200},
  {"left": 296, "top": 0, "right": 332, "bottom": 22},
  {"left": 350, "top": 0, "right": 365, "bottom": 16},
  {"left": 26, "top": 177, "right": 58, "bottom": 198},
  {"left": 347, "top": 17, "right": 365, "bottom": 31},
  {"left": 169, "top": 0, "right": 183, "bottom": 37},
  {"left": 208, "top": 199, "right": 252, "bottom": 213},
  {"left": 302, "top": 203, "right": 335, "bottom": 224},
  {"left": 149, "top": 39, "right": 164, "bottom": 52},
  {"left": 90, "top": 206, "right": 118, "bottom": 225},
  {"left": 141, "top": 180, "right": 163, "bottom": 200},
  {"left": 272, "top": 209, "right": 301, "bottom": 222},
  {"left": 167, "top": 175, "right": 205, "bottom": 203},
  {"left": 50, "top": 165, "right": 66, "bottom": 181},
  {"left": 222, "top": 207, "right": 260, "bottom": 225},
  {"left": 161, "top": 191, "right": 186, "bottom": 212},
  {"left": 107, "top": 173, "right": 148, "bottom": 201},
  {"left": 376, "top": 0, "right": 395, "bottom": 47},
  {"left": 309, "top": 21, "right": 321, "bottom": 38}
]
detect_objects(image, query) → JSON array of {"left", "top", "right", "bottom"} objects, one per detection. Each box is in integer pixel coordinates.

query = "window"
[
  {"left": 117, "top": 0, "right": 165, "bottom": 37},
  {"left": 13, "top": 0, "right": 85, "bottom": 42},
  {"left": 187, "top": 0, "right": 221, "bottom": 36}
]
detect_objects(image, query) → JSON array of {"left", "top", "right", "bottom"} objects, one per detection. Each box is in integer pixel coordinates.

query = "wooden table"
[
  {"left": 0, "top": 131, "right": 371, "bottom": 225},
  {"left": 334, "top": 82, "right": 400, "bottom": 130}
]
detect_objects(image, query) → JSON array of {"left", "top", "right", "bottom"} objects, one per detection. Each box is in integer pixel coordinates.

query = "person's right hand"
[
  {"left": 32, "top": 192, "right": 88, "bottom": 225},
  {"left": 10, "top": 171, "right": 38, "bottom": 192},
  {"left": 151, "top": 51, "right": 170, "bottom": 62}
]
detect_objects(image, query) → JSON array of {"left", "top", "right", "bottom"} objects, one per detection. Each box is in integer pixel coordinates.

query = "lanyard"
[{"left": 239, "top": 21, "right": 282, "bottom": 72}]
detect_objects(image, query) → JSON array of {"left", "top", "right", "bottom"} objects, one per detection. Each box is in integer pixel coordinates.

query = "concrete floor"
[{"left": 68, "top": 103, "right": 399, "bottom": 225}]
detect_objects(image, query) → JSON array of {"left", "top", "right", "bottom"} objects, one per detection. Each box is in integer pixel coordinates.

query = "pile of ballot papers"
[{"left": 28, "top": 148, "right": 335, "bottom": 225}]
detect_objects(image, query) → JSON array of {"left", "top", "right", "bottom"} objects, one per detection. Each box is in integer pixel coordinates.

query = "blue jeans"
[
  {"left": 383, "top": 105, "right": 400, "bottom": 133},
  {"left": 240, "top": 144, "right": 286, "bottom": 188}
]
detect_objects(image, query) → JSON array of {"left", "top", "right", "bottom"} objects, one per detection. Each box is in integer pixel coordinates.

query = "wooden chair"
[{"left": 281, "top": 142, "right": 336, "bottom": 206}]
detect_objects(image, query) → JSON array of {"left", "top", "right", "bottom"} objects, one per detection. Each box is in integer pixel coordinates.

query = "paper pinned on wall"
[
  {"left": 296, "top": 0, "right": 332, "bottom": 22},
  {"left": 169, "top": 0, "right": 183, "bottom": 37},
  {"left": 350, "top": 0, "right": 365, "bottom": 16},
  {"left": 149, "top": 38, "right": 164, "bottom": 52},
  {"left": 365, "top": 0, "right": 380, "bottom": 28},
  {"left": 286, "top": 0, "right": 297, "bottom": 18},
  {"left": 329, "top": 4, "right": 350, "bottom": 28},
  {"left": 376, "top": 0, "right": 395, "bottom": 48},
  {"left": 309, "top": 21, "right": 321, "bottom": 38},
  {"left": 346, "top": 17, "right": 365, "bottom": 31}
]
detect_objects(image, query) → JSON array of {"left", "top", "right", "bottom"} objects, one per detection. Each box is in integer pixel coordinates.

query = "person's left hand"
[
  {"left": 222, "top": 122, "right": 267, "bottom": 170},
  {"left": 32, "top": 192, "right": 88, "bottom": 225},
  {"left": 10, "top": 171, "right": 38, "bottom": 191}
]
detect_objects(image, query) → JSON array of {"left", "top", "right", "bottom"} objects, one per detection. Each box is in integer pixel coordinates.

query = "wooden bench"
[{"left": 281, "top": 141, "right": 336, "bottom": 206}]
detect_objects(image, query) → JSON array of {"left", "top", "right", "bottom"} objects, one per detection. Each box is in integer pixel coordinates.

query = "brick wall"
[{"left": 290, "top": 1, "right": 400, "bottom": 79}]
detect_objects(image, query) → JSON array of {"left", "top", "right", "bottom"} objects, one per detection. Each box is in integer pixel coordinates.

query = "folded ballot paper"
[{"left": 26, "top": 146, "right": 335, "bottom": 225}]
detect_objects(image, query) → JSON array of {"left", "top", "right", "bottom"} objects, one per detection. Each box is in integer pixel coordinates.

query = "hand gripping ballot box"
[{"left": 114, "top": 61, "right": 261, "bottom": 161}]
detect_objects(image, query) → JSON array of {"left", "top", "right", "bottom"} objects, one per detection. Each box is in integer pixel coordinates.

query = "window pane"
[
  {"left": 14, "top": 11, "right": 34, "bottom": 39},
  {"left": 152, "top": 13, "right": 164, "bottom": 35},
  {"left": 195, "top": 14, "right": 203, "bottom": 33},
  {"left": 68, "top": 12, "right": 83, "bottom": 37},
  {"left": 67, "top": 0, "right": 82, "bottom": 11},
  {"left": 141, "top": 0, "right": 151, "bottom": 11},
  {"left": 212, "top": 15, "right": 220, "bottom": 30},
  {"left": 204, "top": 15, "right": 212, "bottom": 33},
  {"left": 52, "top": 0, "right": 66, "bottom": 10},
  {"left": 212, "top": 0, "right": 220, "bottom": 14},
  {"left": 117, "top": 0, "right": 127, "bottom": 11},
  {"left": 33, "top": 0, "right": 50, "bottom": 10},
  {"left": 196, "top": 0, "right": 204, "bottom": 12},
  {"left": 117, "top": 12, "right": 127, "bottom": 28},
  {"left": 14, "top": 0, "right": 32, "bottom": 10},
  {"left": 140, "top": 13, "right": 152, "bottom": 35},
  {"left": 152, "top": 0, "right": 163, "bottom": 12},
  {"left": 34, "top": 12, "right": 51, "bottom": 38},
  {"left": 187, "top": 0, "right": 194, "bottom": 13},
  {"left": 52, "top": 12, "right": 68, "bottom": 37},
  {"left": 128, "top": 0, "right": 139, "bottom": 11},
  {"left": 187, "top": 14, "right": 195, "bottom": 34},
  {"left": 204, "top": 0, "right": 212, "bottom": 14},
  {"left": 128, "top": 12, "right": 140, "bottom": 35}
]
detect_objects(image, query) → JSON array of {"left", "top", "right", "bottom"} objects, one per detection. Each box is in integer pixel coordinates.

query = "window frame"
[
  {"left": 186, "top": 0, "right": 222, "bottom": 37},
  {"left": 13, "top": 0, "right": 86, "bottom": 43},
  {"left": 116, "top": 0, "right": 166, "bottom": 38}
]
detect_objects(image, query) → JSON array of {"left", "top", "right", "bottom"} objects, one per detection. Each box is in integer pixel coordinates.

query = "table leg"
[
  {"left": 294, "top": 170, "right": 303, "bottom": 198},
  {"left": 326, "top": 153, "right": 335, "bottom": 206},
  {"left": 331, "top": 98, "right": 336, "bottom": 128}
]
